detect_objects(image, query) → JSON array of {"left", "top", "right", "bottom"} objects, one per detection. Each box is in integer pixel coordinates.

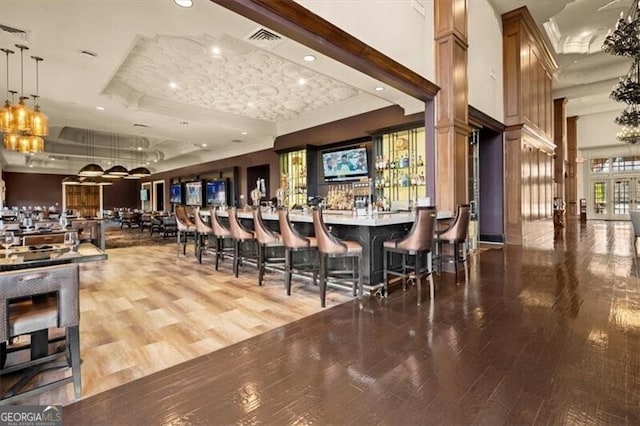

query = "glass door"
[
  {"left": 468, "top": 129, "right": 479, "bottom": 251},
  {"left": 589, "top": 178, "right": 640, "bottom": 220}
]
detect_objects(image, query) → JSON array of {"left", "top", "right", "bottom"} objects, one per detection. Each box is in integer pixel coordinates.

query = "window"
[
  {"left": 590, "top": 158, "right": 610, "bottom": 173},
  {"left": 611, "top": 156, "right": 640, "bottom": 171}
]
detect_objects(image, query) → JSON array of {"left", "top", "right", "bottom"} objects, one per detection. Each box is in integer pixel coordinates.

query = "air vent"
[
  {"left": 248, "top": 28, "right": 281, "bottom": 42},
  {"left": 0, "top": 23, "right": 29, "bottom": 43},
  {"left": 245, "top": 27, "right": 285, "bottom": 50},
  {"left": 231, "top": 139, "right": 243, "bottom": 143},
  {"left": 133, "top": 123, "right": 150, "bottom": 128},
  {"left": 80, "top": 50, "right": 98, "bottom": 58}
]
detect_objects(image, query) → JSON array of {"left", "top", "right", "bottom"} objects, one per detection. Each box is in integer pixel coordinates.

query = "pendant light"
[
  {"left": 0, "top": 48, "right": 14, "bottom": 132},
  {"left": 9, "top": 45, "right": 32, "bottom": 132},
  {"left": 29, "top": 55, "right": 48, "bottom": 136},
  {"left": 104, "top": 134, "right": 129, "bottom": 178},
  {"left": 78, "top": 129, "right": 104, "bottom": 176},
  {"left": 62, "top": 175, "right": 82, "bottom": 185}
]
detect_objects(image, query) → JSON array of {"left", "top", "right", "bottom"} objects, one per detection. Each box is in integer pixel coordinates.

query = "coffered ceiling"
[{"left": 0, "top": 0, "right": 417, "bottom": 175}]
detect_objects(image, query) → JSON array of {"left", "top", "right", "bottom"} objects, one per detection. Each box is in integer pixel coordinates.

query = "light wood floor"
[{"left": 2, "top": 242, "right": 351, "bottom": 405}]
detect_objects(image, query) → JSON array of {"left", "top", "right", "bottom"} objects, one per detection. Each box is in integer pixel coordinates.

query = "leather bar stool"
[
  {"left": 228, "top": 208, "right": 256, "bottom": 278},
  {"left": 0, "top": 264, "right": 81, "bottom": 404},
  {"left": 252, "top": 209, "right": 285, "bottom": 286},
  {"left": 175, "top": 205, "right": 196, "bottom": 257},
  {"left": 278, "top": 208, "right": 318, "bottom": 296},
  {"left": 210, "top": 208, "right": 234, "bottom": 271},
  {"left": 434, "top": 204, "right": 470, "bottom": 283},
  {"left": 193, "top": 207, "right": 214, "bottom": 264},
  {"left": 312, "top": 207, "right": 363, "bottom": 308},
  {"left": 383, "top": 206, "right": 437, "bottom": 305}
]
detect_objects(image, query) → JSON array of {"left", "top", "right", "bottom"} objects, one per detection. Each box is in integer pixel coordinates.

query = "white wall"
[
  {"left": 576, "top": 110, "right": 640, "bottom": 200},
  {"left": 296, "top": 0, "right": 434, "bottom": 81},
  {"left": 468, "top": 0, "right": 504, "bottom": 123}
]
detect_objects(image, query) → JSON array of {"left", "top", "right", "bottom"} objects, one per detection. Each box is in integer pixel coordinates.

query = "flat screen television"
[
  {"left": 206, "top": 179, "right": 228, "bottom": 206},
  {"left": 184, "top": 181, "right": 203, "bottom": 206},
  {"left": 140, "top": 189, "right": 149, "bottom": 201},
  {"left": 170, "top": 183, "right": 183, "bottom": 204},
  {"left": 322, "top": 146, "right": 369, "bottom": 182}
]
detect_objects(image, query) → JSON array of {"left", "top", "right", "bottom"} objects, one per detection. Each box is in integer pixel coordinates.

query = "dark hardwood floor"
[{"left": 64, "top": 219, "right": 639, "bottom": 425}]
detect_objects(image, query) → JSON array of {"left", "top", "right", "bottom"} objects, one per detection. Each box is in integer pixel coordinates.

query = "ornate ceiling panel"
[{"left": 103, "top": 33, "right": 360, "bottom": 123}]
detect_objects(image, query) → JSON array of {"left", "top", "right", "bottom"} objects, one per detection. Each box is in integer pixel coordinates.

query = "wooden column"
[
  {"left": 566, "top": 116, "right": 578, "bottom": 215},
  {"left": 553, "top": 98, "right": 567, "bottom": 201},
  {"left": 435, "top": 0, "right": 469, "bottom": 212}
]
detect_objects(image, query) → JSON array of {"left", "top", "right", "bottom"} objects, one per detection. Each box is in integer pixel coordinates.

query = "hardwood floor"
[
  {"left": 1, "top": 241, "right": 351, "bottom": 405},
  {"left": 58, "top": 218, "right": 640, "bottom": 424}
]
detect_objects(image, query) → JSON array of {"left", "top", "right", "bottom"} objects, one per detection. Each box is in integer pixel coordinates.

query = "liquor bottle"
[
  {"left": 418, "top": 171, "right": 425, "bottom": 185},
  {"left": 390, "top": 159, "right": 396, "bottom": 169},
  {"left": 417, "top": 155, "right": 424, "bottom": 167},
  {"left": 402, "top": 153, "right": 409, "bottom": 168}
]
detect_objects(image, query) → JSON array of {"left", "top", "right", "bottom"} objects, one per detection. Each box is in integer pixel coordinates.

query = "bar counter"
[{"left": 206, "top": 208, "right": 451, "bottom": 291}]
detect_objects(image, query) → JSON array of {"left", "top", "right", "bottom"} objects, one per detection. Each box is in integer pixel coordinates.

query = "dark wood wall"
[
  {"left": 4, "top": 172, "right": 65, "bottom": 209},
  {"left": 502, "top": 7, "right": 557, "bottom": 245},
  {"left": 3, "top": 172, "right": 139, "bottom": 210}
]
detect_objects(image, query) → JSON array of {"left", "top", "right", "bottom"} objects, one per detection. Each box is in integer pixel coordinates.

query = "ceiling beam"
[{"left": 210, "top": 0, "right": 440, "bottom": 102}]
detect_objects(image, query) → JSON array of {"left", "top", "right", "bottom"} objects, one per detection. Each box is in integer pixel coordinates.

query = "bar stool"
[
  {"left": 193, "top": 207, "right": 214, "bottom": 264},
  {"left": 0, "top": 264, "right": 81, "bottom": 404},
  {"left": 434, "top": 204, "right": 470, "bottom": 283},
  {"left": 175, "top": 205, "right": 196, "bottom": 257},
  {"left": 278, "top": 208, "right": 318, "bottom": 296},
  {"left": 228, "top": 208, "right": 256, "bottom": 278},
  {"left": 252, "top": 209, "right": 285, "bottom": 286},
  {"left": 210, "top": 208, "right": 234, "bottom": 271},
  {"left": 383, "top": 206, "right": 437, "bottom": 305},
  {"left": 312, "top": 207, "right": 363, "bottom": 308}
]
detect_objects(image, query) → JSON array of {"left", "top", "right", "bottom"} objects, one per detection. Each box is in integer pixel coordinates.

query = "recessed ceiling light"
[
  {"left": 169, "top": 81, "right": 178, "bottom": 89},
  {"left": 247, "top": 102, "right": 255, "bottom": 108},
  {"left": 374, "top": 86, "right": 385, "bottom": 92},
  {"left": 29, "top": 164, "right": 33, "bottom": 167},
  {"left": 211, "top": 46, "right": 221, "bottom": 55},
  {"left": 137, "top": 147, "right": 142, "bottom": 151},
  {"left": 174, "top": 0, "right": 193, "bottom": 7},
  {"left": 202, "top": 143, "right": 207, "bottom": 147},
  {"left": 303, "top": 55, "right": 316, "bottom": 62},
  {"left": 179, "top": 121, "right": 189, "bottom": 125},
  {"left": 95, "top": 106, "right": 105, "bottom": 111},
  {"left": 154, "top": 159, "right": 158, "bottom": 163},
  {"left": 241, "top": 131, "right": 248, "bottom": 135},
  {"left": 580, "top": 31, "right": 590, "bottom": 37},
  {"left": 298, "top": 78, "right": 306, "bottom": 85}
]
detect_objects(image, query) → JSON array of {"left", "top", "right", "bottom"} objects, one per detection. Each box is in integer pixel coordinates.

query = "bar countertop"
[{"left": 205, "top": 209, "right": 451, "bottom": 226}]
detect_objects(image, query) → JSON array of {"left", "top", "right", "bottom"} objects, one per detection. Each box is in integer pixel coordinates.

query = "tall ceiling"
[
  {"left": 0, "top": 0, "right": 418, "bottom": 175},
  {"left": 489, "top": 0, "right": 632, "bottom": 117},
  {"left": 0, "top": 0, "right": 630, "bottom": 176}
]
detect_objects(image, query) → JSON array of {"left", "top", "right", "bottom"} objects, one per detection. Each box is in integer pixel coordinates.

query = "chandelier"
[
  {"left": 0, "top": 44, "right": 48, "bottom": 154},
  {"left": 602, "top": 0, "right": 640, "bottom": 57},
  {"left": 603, "top": 0, "right": 640, "bottom": 145}
]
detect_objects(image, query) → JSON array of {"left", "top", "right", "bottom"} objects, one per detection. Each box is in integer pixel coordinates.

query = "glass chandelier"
[
  {"left": 602, "top": 0, "right": 640, "bottom": 57},
  {"left": 0, "top": 44, "right": 49, "bottom": 154}
]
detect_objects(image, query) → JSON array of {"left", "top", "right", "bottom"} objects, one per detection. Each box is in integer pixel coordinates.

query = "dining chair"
[
  {"left": 210, "top": 208, "right": 234, "bottom": 271},
  {"left": 0, "top": 264, "right": 81, "bottom": 404},
  {"left": 193, "top": 207, "right": 215, "bottom": 264},
  {"left": 383, "top": 206, "right": 437, "bottom": 304},
  {"left": 175, "top": 205, "right": 196, "bottom": 257}
]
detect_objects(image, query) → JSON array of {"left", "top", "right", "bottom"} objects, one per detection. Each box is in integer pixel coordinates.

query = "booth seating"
[
  {"left": 383, "top": 206, "right": 437, "bottom": 305},
  {"left": 0, "top": 264, "right": 81, "bottom": 404},
  {"left": 228, "top": 208, "right": 256, "bottom": 278},
  {"left": 434, "top": 204, "right": 471, "bottom": 283},
  {"left": 252, "top": 208, "right": 285, "bottom": 286},
  {"left": 278, "top": 208, "right": 318, "bottom": 296},
  {"left": 311, "top": 208, "right": 363, "bottom": 308}
]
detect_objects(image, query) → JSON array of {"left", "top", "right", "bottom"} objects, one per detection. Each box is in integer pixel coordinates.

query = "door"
[
  {"left": 64, "top": 185, "right": 101, "bottom": 218},
  {"left": 589, "top": 177, "right": 640, "bottom": 220},
  {"left": 153, "top": 180, "right": 165, "bottom": 212},
  {"left": 468, "top": 129, "right": 479, "bottom": 251}
]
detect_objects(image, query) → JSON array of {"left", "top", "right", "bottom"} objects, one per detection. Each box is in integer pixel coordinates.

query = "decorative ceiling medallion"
[{"left": 103, "top": 33, "right": 360, "bottom": 123}]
